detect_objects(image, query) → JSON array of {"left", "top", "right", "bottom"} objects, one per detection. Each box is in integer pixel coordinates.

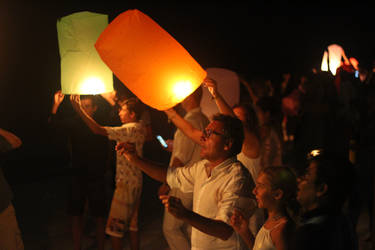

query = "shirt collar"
[{"left": 204, "top": 157, "right": 237, "bottom": 178}]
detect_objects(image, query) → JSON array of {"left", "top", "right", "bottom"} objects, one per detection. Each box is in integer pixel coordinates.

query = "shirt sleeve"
[
  {"left": 104, "top": 124, "right": 145, "bottom": 142},
  {"left": 215, "top": 167, "right": 256, "bottom": 225},
  {"left": 167, "top": 161, "right": 200, "bottom": 193}
]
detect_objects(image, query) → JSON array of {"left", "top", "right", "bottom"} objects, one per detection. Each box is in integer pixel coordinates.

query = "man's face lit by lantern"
[{"left": 199, "top": 121, "right": 228, "bottom": 161}]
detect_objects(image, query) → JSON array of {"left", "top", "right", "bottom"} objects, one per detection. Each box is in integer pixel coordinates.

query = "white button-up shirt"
[{"left": 167, "top": 157, "right": 256, "bottom": 250}]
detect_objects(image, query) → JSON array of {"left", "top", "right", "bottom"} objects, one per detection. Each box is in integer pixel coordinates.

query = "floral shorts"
[{"left": 105, "top": 181, "right": 142, "bottom": 237}]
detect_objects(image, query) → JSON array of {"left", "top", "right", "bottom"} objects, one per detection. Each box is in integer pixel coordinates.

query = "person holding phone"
[{"left": 159, "top": 86, "right": 209, "bottom": 250}]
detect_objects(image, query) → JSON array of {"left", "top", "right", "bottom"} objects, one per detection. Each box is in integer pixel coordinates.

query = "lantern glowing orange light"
[{"left": 95, "top": 9, "right": 206, "bottom": 110}]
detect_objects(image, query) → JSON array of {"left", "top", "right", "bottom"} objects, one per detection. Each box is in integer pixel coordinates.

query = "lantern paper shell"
[
  {"left": 95, "top": 9, "right": 206, "bottom": 110},
  {"left": 57, "top": 11, "right": 113, "bottom": 94},
  {"left": 321, "top": 44, "right": 345, "bottom": 76},
  {"left": 201, "top": 68, "right": 240, "bottom": 120}
]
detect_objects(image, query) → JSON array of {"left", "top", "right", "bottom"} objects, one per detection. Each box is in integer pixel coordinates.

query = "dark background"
[
  {"left": 1, "top": 2, "right": 374, "bottom": 180},
  {"left": 0, "top": 2, "right": 374, "bottom": 249}
]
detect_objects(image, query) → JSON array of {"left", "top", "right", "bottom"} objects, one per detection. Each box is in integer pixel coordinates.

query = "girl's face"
[{"left": 252, "top": 173, "right": 277, "bottom": 209}]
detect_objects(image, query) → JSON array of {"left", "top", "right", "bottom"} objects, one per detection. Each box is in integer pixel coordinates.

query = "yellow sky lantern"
[
  {"left": 57, "top": 11, "right": 113, "bottom": 95},
  {"left": 95, "top": 9, "right": 206, "bottom": 110}
]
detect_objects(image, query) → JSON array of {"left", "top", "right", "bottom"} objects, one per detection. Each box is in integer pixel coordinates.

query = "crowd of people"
[{"left": 1, "top": 57, "right": 375, "bottom": 250}]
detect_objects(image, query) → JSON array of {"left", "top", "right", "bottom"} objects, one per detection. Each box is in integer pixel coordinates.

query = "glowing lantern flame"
[
  {"left": 95, "top": 9, "right": 206, "bottom": 110},
  {"left": 79, "top": 77, "right": 106, "bottom": 94},
  {"left": 172, "top": 80, "right": 194, "bottom": 102}
]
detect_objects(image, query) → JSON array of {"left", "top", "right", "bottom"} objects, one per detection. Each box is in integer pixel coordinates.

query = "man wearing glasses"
[{"left": 117, "top": 113, "right": 256, "bottom": 250}]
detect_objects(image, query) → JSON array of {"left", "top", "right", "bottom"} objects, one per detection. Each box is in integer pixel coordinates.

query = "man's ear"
[
  {"left": 273, "top": 189, "right": 284, "bottom": 201},
  {"left": 224, "top": 139, "right": 233, "bottom": 152},
  {"left": 129, "top": 111, "right": 136, "bottom": 120},
  {"left": 316, "top": 183, "right": 328, "bottom": 198}
]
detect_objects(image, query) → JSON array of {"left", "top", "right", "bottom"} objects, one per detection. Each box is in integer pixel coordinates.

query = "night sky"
[{"left": 1, "top": 2, "right": 374, "bottom": 178}]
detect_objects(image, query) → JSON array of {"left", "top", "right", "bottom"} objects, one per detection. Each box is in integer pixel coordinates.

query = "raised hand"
[
  {"left": 203, "top": 77, "right": 218, "bottom": 98},
  {"left": 51, "top": 90, "right": 65, "bottom": 114},
  {"left": 70, "top": 94, "right": 81, "bottom": 111},
  {"left": 164, "top": 108, "right": 177, "bottom": 120},
  {"left": 53, "top": 90, "right": 65, "bottom": 105}
]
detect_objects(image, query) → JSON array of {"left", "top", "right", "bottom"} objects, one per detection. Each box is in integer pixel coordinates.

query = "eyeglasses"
[{"left": 202, "top": 128, "right": 225, "bottom": 139}]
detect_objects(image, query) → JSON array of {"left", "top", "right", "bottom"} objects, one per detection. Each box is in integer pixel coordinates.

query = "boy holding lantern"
[{"left": 71, "top": 95, "right": 146, "bottom": 250}]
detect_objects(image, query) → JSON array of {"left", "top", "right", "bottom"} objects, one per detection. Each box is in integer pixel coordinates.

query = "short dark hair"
[
  {"left": 117, "top": 97, "right": 143, "bottom": 121},
  {"left": 212, "top": 114, "right": 244, "bottom": 157},
  {"left": 307, "top": 150, "right": 355, "bottom": 211}
]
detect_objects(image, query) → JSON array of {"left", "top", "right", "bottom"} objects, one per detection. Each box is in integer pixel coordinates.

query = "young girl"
[{"left": 230, "top": 166, "right": 298, "bottom": 250}]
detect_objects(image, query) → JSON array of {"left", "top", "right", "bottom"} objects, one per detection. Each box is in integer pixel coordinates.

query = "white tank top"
[{"left": 253, "top": 220, "right": 286, "bottom": 250}]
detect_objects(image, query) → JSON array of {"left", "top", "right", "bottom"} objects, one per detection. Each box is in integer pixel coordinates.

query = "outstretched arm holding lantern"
[
  {"left": 164, "top": 77, "right": 236, "bottom": 146},
  {"left": 164, "top": 108, "right": 203, "bottom": 145},
  {"left": 203, "top": 77, "right": 236, "bottom": 117}
]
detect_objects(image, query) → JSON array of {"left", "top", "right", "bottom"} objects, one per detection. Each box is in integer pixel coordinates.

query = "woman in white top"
[{"left": 230, "top": 166, "right": 298, "bottom": 250}]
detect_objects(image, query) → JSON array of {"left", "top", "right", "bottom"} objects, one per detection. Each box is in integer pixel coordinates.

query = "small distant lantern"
[
  {"left": 320, "top": 44, "right": 347, "bottom": 76},
  {"left": 95, "top": 9, "right": 206, "bottom": 110},
  {"left": 57, "top": 11, "right": 113, "bottom": 94}
]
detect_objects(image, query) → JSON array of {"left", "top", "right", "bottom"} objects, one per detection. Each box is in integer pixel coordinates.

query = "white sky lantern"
[
  {"left": 57, "top": 11, "right": 113, "bottom": 95},
  {"left": 201, "top": 68, "right": 240, "bottom": 120},
  {"left": 320, "top": 44, "right": 346, "bottom": 76}
]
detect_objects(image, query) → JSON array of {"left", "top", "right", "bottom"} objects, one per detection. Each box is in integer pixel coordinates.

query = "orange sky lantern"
[
  {"left": 57, "top": 11, "right": 113, "bottom": 95},
  {"left": 95, "top": 9, "right": 206, "bottom": 110}
]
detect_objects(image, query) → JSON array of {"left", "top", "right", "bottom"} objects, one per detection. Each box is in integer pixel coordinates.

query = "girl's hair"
[{"left": 260, "top": 166, "right": 300, "bottom": 217}]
